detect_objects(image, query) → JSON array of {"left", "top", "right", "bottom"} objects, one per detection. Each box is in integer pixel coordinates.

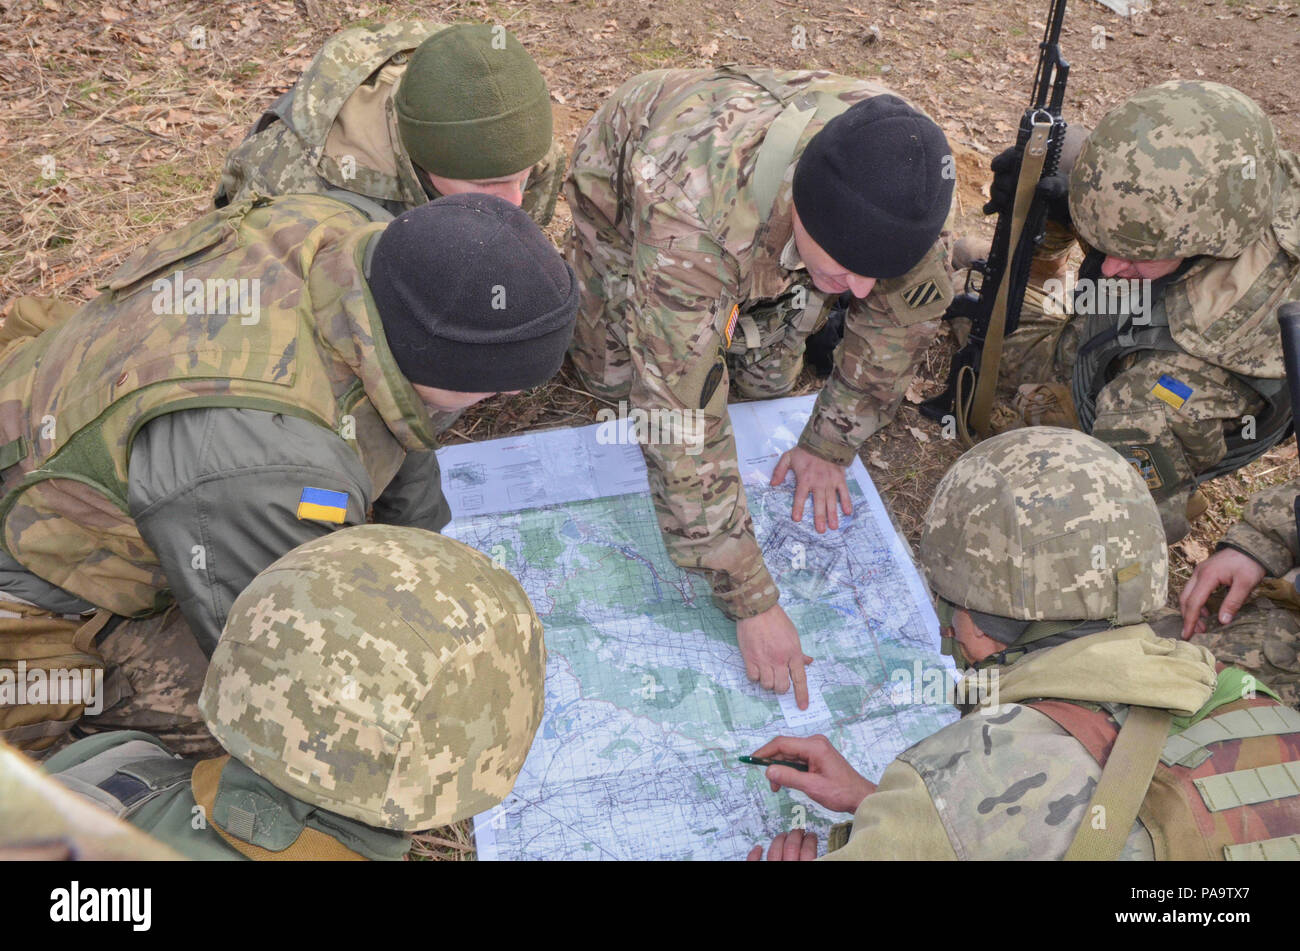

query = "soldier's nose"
[{"left": 1101, "top": 256, "right": 1130, "bottom": 278}]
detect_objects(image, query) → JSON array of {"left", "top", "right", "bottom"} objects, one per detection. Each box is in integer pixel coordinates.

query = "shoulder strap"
[
  {"left": 1063, "top": 705, "right": 1172, "bottom": 861},
  {"left": 749, "top": 92, "right": 852, "bottom": 224},
  {"left": 322, "top": 187, "right": 395, "bottom": 223},
  {"left": 750, "top": 103, "right": 819, "bottom": 224}
]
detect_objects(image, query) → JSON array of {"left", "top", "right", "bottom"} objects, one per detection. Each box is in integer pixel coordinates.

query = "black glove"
[
  {"left": 983, "top": 146, "right": 1072, "bottom": 228},
  {"left": 982, "top": 146, "right": 1020, "bottom": 217},
  {"left": 1035, "top": 172, "right": 1072, "bottom": 230}
]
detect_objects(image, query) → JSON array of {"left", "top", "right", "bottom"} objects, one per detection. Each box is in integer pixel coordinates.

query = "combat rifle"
[{"left": 919, "top": 0, "right": 1071, "bottom": 444}]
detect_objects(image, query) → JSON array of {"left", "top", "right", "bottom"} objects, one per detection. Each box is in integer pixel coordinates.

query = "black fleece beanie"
[
  {"left": 792, "top": 95, "right": 954, "bottom": 279},
  {"left": 368, "top": 193, "right": 579, "bottom": 392}
]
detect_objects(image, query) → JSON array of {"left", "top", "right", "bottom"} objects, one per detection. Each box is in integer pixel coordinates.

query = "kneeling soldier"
[
  {"left": 216, "top": 21, "right": 565, "bottom": 224},
  {"left": 567, "top": 67, "right": 956, "bottom": 707},
  {"left": 0, "top": 192, "right": 576, "bottom": 754},
  {"left": 749, "top": 428, "right": 1300, "bottom": 860}
]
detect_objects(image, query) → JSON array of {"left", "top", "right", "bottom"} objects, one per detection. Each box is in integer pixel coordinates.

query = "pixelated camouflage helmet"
[
  {"left": 199, "top": 524, "right": 546, "bottom": 831},
  {"left": 1070, "top": 81, "right": 1280, "bottom": 260},
  {"left": 919, "top": 428, "right": 1166, "bottom": 625}
]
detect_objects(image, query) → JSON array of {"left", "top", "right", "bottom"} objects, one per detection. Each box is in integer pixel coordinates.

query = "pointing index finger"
[{"left": 790, "top": 654, "right": 810, "bottom": 710}]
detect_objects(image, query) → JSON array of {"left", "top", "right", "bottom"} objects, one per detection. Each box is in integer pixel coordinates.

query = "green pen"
[{"left": 738, "top": 755, "right": 809, "bottom": 772}]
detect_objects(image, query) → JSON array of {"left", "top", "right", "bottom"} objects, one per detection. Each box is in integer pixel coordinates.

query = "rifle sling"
[
  {"left": 963, "top": 119, "right": 1053, "bottom": 444},
  {"left": 1063, "top": 704, "right": 1173, "bottom": 861}
]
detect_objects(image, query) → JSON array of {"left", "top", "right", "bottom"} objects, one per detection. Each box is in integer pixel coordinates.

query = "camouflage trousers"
[
  {"left": 968, "top": 220, "right": 1081, "bottom": 395},
  {"left": 2, "top": 605, "right": 218, "bottom": 760},
  {"left": 566, "top": 221, "right": 804, "bottom": 403},
  {"left": 85, "top": 606, "right": 217, "bottom": 756},
  {"left": 1200, "top": 596, "right": 1300, "bottom": 710}
]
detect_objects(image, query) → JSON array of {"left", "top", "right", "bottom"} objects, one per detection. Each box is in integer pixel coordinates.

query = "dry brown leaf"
[
  {"left": 1176, "top": 538, "right": 1211, "bottom": 564},
  {"left": 906, "top": 425, "right": 930, "bottom": 444}
]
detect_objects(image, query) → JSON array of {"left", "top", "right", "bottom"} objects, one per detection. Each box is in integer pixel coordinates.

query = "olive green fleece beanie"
[{"left": 394, "top": 23, "right": 552, "bottom": 181}]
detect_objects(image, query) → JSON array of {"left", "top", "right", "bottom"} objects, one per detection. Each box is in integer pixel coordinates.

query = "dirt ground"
[{"left": 1, "top": 0, "right": 1298, "bottom": 858}]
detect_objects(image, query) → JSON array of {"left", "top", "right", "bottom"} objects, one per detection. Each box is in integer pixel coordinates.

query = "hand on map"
[
  {"left": 771, "top": 446, "right": 852, "bottom": 533},
  {"left": 746, "top": 829, "right": 818, "bottom": 861},
  {"left": 751, "top": 734, "right": 876, "bottom": 813},
  {"left": 1179, "top": 546, "right": 1267, "bottom": 638},
  {"left": 737, "top": 605, "right": 813, "bottom": 708}
]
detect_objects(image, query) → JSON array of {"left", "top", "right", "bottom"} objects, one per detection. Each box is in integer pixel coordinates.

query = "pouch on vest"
[
  {"left": 0, "top": 603, "right": 128, "bottom": 753},
  {"left": 100, "top": 201, "right": 246, "bottom": 301},
  {"left": 1030, "top": 685, "right": 1300, "bottom": 860},
  {"left": 49, "top": 732, "right": 192, "bottom": 819},
  {"left": 717, "top": 286, "right": 827, "bottom": 359}
]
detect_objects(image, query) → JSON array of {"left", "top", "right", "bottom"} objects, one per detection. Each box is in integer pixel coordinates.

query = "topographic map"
[{"left": 439, "top": 396, "right": 957, "bottom": 860}]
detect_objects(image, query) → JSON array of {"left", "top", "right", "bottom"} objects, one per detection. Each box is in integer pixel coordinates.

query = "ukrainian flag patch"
[
  {"left": 296, "top": 487, "right": 349, "bottom": 524},
  {"left": 1150, "top": 374, "right": 1193, "bottom": 410}
]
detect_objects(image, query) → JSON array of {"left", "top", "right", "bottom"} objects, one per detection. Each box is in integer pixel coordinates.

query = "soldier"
[
  {"left": 0, "top": 191, "right": 576, "bottom": 754},
  {"left": 1180, "top": 477, "right": 1300, "bottom": 709},
  {"left": 746, "top": 428, "right": 1300, "bottom": 860},
  {"left": 566, "top": 67, "right": 956, "bottom": 707},
  {"left": 0, "top": 525, "right": 546, "bottom": 861},
  {"left": 999, "top": 81, "right": 1300, "bottom": 542},
  {"left": 215, "top": 21, "right": 565, "bottom": 225}
]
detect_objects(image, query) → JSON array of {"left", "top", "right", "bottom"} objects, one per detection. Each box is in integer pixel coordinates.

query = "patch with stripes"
[{"left": 902, "top": 279, "right": 942, "bottom": 309}]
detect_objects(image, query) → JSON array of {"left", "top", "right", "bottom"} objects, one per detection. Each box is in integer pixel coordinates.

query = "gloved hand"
[{"left": 983, "top": 145, "right": 1072, "bottom": 228}]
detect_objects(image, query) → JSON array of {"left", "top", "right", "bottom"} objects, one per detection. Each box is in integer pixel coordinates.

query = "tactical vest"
[
  {"left": 1027, "top": 692, "right": 1300, "bottom": 860},
  {"left": 0, "top": 194, "right": 436, "bottom": 617},
  {"left": 1071, "top": 250, "right": 1293, "bottom": 483}
]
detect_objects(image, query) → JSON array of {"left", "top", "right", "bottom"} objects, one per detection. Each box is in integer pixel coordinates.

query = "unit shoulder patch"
[{"left": 902, "top": 279, "right": 942, "bottom": 309}]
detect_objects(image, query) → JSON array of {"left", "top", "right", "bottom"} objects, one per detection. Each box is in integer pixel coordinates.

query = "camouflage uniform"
[
  {"left": 820, "top": 429, "right": 1300, "bottom": 860},
  {"left": 0, "top": 194, "right": 447, "bottom": 751},
  {"left": 216, "top": 21, "right": 566, "bottom": 226},
  {"left": 7, "top": 526, "right": 545, "bottom": 860},
  {"left": 566, "top": 67, "right": 954, "bottom": 618},
  {"left": 1013, "top": 82, "right": 1300, "bottom": 541},
  {"left": 1204, "top": 477, "right": 1300, "bottom": 708}
]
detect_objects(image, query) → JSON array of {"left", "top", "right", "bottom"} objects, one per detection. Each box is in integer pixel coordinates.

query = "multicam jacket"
[
  {"left": 0, "top": 194, "right": 440, "bottom": 639},
  {"left": 567, "top": 67, "right": 953, "bottom": 618},
  {"left": 216, "top": 21, "right": 566, "bottom": 225}
]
